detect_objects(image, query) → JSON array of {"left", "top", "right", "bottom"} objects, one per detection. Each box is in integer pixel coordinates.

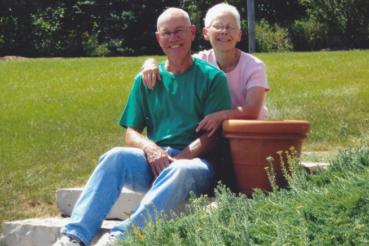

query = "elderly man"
[{"left": 53, "top": 7, "right": 231, "bottom": 246}]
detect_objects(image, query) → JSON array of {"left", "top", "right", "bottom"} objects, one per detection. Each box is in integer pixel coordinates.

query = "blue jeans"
[{"left": 61, "top": 147, "right": 215, "bottom": 246}]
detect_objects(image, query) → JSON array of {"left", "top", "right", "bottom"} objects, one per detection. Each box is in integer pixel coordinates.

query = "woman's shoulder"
[{"left": 239, "top": 50, "right": 265, "bottom": 66}]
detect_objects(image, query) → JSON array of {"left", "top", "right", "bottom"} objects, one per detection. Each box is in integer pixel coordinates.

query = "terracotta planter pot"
[{"left": 223, "top": 120, "right": 310, "bottom": 196}]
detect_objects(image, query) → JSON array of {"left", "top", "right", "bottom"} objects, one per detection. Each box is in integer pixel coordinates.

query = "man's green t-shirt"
[{"left": 119, "top": 58, "right": 231, "bottom": 150}]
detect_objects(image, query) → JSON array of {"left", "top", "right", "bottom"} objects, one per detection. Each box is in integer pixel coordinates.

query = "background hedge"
[{"left": 0, "top": 0, "right": 368, "bottom": 57}]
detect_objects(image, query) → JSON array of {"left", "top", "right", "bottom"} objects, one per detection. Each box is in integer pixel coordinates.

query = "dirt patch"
[{"left": 0, "top": 56, "right": 28, "bottom": 61}]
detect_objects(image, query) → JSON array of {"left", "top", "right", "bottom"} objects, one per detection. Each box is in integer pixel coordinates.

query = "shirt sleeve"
[
  {"left": 245, "top": 61, "right": 270, "bottom": 91},
  {"left": 203, "top": 72, "right": 232, "bottom": 116},
  {"left": 119, "top": 75, "right": 146, "bottom": 131}
]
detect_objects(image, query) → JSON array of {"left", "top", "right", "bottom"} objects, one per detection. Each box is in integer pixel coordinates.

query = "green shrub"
[
  {"left": 290, "top": 17, "right": 328, "bottom": 51},
  {"left": 255, "top": 19, "right": 293, "bottom": 52},
  {"left": 119, "top": 145, "right": 369, "bottom": 245},
  {"left": 300, "top": 0, "right": 369, "bottom": 50},
  {"left": 30, "top": 7, "right": 64, "bottom": 56},
  {"left": 82, "top": 33, "right": 110, "bottom": 57}
]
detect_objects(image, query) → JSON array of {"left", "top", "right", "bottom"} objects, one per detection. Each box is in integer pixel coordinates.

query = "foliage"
[
  {"left": 297, "top": 0, "right": 369, "bottom": 50},
  {"left": 254, "top": 0, "right": 307, "bottom": 28},
  {"left": 255, "top": 19, "right": 292, "bottom": 52},
  {"left": 290, "top": 17, "right": 327, "bottom": 51},
  {"left": 119, "top": 145, "right": 369, "bottom": 245},
  {"left": 0, "top": 0, "right": 180, "bottom": 57},
  {"left": 0, "top": 0, "right": 368, "bottom": 56}
]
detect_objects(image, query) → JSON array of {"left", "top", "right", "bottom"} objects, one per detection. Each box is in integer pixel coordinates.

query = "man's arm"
[{"left": 125, "top": 128, "right": 175, "bottom": 178}]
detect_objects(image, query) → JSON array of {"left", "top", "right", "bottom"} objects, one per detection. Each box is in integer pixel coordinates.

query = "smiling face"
[
  {"left": 155, "top": 9, "right": 195, "bottom": 63},
  {"left": 203, "top": 12, "right": 242, "bottom": 52}
]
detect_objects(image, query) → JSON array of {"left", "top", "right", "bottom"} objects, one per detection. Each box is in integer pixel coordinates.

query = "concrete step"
[
  {"left": 300, "top": 161, "right": 330, "bottom": 173},
  {"left": 0, "top": 217, "right": 121, "bottom": 246},
  {"left": 56, "top": 187, "right": 144, "bottom": 220}
]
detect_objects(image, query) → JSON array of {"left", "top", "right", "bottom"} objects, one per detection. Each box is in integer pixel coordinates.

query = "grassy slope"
[{"left": 0, "top": 51, "right": 368, "bottom": 227}]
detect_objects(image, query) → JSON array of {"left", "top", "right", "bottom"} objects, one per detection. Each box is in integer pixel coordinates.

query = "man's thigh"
[{"left": 100, "top": 147, "right": 153, "bottom": 193}]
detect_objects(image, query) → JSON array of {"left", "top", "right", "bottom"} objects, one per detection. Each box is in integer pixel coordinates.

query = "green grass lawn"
[{"left": 0, "top": 50, "right": 368, "bottom": 229}]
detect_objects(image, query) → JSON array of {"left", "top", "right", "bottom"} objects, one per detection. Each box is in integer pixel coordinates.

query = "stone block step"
[
  {"left": 56, "top": 187, "right": 144, "bottom": 220},
  {"left": 0, "top": 217, "right": 120, "bottom": 246},
  {"left": 300, "top": 161, "right": 330, "bottom": 173}
]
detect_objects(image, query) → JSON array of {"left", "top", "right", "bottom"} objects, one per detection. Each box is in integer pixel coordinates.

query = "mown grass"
[
  {"left": 0, "top": 50, "right": 368, "bottom": 230},
  {"left": 120, "top": 145, "right": 369, "bottom": 245},
  {"left": 259, "top": 50, "right": 369, "bottom": 150},
  {"left": 0, "top": 57, "right": 152, "bottom": 225}
]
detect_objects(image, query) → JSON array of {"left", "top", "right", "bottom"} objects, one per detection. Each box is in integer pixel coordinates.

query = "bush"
[
  {"left": 82, "top": 33, "right": 110, "bottom": 57},
  {"left": 300, "top": 0, "right": 369, "bottom": 50},
  {"left": 0, "top": 0, "right": 181, "bottom": 57},
  {"left": 255, "top": 19, "right": 293, "bottom": 52},
  {"left": 30, "top": 6, "right": 64, "bottom": 56},
  {"left": 119, "top": 145, "right": 369, "bottom": 245},
  {"left": 1, "top": 0, "right": 368, "bottom": 56},
  {"left": 290, "top": 18, "right": 328, "bottom": 51}
]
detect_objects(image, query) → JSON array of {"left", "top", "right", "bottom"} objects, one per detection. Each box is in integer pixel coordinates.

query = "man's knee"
[
  {"left": 166, "top": 159, "right": 206, "bottom": 180},
  {"left": 98, "top": 147, "right": 144, "bottom": 172},
  {"left": 164, "top": 159, "right": 213, "bottom": 195}
]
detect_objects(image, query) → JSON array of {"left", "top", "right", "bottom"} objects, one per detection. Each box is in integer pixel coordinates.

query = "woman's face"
[{"left": 203, "top": 12, "right": 242, "bottom": 52}]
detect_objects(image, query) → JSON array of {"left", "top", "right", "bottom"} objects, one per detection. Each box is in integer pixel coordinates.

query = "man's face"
[{"left": 156, "top": 15, "right": 195, "bottom": 60}]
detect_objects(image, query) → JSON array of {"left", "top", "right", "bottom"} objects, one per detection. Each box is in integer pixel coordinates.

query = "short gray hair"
[
  {"left": 204, "top": 3, "right": 241, "bottom": 29},
  {"left": 157, "top": 8, "right": 191, "bottom": 30}
]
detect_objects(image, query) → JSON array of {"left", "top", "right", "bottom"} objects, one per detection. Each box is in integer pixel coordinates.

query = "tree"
[{"left": 299, "top": 0, "right": 369, "bottom": 49}]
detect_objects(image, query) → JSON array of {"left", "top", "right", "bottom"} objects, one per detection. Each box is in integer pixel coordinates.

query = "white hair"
[
  {"left": 157, "top": 7, "right": 191, "bottom": 30},
  {"left": 204, "top": 3, "right": 241, "bottom": 29}
]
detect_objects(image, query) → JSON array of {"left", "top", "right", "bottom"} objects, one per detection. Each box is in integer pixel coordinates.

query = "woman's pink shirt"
[{"left": 195, "top": 49, "right": 270, "bottom": 119}]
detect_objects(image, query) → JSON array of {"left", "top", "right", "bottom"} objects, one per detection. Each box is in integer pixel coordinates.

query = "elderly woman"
[{"left": 142, "top": 3, "right": 270, "bottom": 136}]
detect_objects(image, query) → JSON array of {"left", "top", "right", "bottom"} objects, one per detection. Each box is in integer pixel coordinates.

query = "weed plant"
[{"left": 120, "top": 145, "right": 369, "bottom": 245}]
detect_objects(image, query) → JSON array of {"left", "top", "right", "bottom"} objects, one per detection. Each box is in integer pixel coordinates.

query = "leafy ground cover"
[
  {"left": 120, "top": 145, "right": 369, "bottom": 245},
  {"left": 0, "top": 50, "right": 368, "bottom": 231}
]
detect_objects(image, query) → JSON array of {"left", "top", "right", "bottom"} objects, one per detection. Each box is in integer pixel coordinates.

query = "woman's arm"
[
  {"left": 224, "top": 86, "right": 266, "bottom": 119},
  {"left": 141, "top": 52, "right": 201, "bottom": 89},
  {"left": 196, "top": 87, "right": 266, "bottom": 136},
  {"left": 141, "top": 58, "right": 161, "bottom": 89},
  {"left": 175, "top": 131, "right": 220, "bottom": 159}
]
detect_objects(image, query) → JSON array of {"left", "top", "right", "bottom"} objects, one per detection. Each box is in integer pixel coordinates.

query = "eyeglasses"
[
  {"left": 209, "top": 24, "right": 239, "bottom": 33},
  {"left": 157, "top": 27, "right": 191, "bottom": 39}
]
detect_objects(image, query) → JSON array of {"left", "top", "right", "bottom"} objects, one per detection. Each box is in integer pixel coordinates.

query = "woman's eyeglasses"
[{"left": 209, "top": 24, "right": 239, "bottom": 32}]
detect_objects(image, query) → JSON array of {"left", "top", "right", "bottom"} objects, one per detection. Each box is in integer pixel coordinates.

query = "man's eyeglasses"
[
  {"left": 158, "top": 27, "right": 191, "bottom": 39},
  {"left": 209, "top": 24, "right": 239, "bottom": 33}
]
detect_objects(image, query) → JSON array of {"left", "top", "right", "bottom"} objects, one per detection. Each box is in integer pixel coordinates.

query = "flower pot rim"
[{"left": 223, "top": 119, "right": 310, "bottom": 135}]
